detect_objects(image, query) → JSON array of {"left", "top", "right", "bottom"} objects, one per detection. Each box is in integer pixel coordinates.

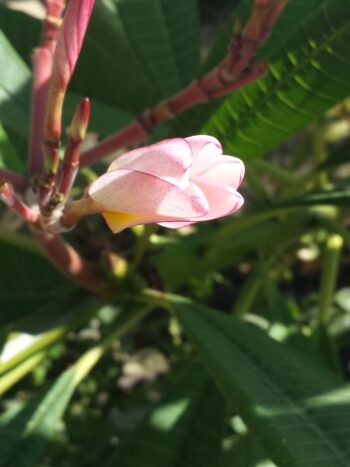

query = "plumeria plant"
[{"left": 1, "top": 0, "right": 350, "bottom": 465}]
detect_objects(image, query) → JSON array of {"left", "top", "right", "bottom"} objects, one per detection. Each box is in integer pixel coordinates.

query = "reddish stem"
[
  {"left": 0, "top": 181, "right": 39, "bottom": 223},
  {"left": 0, "top": 169, "right": 27, "bottom": 193},
  {"left": 80, "top": 121, "right": 147, "bottom": 168},
  {"left": 38, "top": 142, "right": 61, "bottom": 209},
  {"left": 32, "top": 228, "right": 111, "bottom": 295},
  {"left": 167, "top": 81, "right": 208, "bottom": 114},
  {"left": 58, "top": 98, "right": 91, "bottom": 200},
  {"left": 59, "top": 141, "right": 81, "bottom": 199},
  {"left": 209, "top": 62, "right": 267, "bottom": 98},
  {"left": 28, "top": 0, "right": 65, "bottom": 176}
]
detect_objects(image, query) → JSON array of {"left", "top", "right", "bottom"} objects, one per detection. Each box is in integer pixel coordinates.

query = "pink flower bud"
[
  {"left": 88, "top": 136, "right": 244, "bottom": 233},
  {"left": 53, "top": 0, "right": 95, "bottom": 88},
  {"left": 45, "top": 0, "right": 94, "bottom": 142},
  {"left": 69, "top": 97, "right": 91, "bottom": 142}
]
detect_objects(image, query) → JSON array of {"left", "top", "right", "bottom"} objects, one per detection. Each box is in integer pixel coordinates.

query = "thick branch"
[
  {"left": 0, "top": 181, "right": 39, "bottom": 223},
  {"left": 32, "top": 228, "right": 111, "bottom": 295},
  {"left": 28, "top": 0, "right": 65, "bottom": 175},
  {"left": 0, "top": 169, "right": 27, "bottom": 193}
]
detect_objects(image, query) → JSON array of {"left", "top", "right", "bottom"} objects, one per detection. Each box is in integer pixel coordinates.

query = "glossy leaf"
[
  {"left": 71, "top": 0, "right": 200, "bottom": 114},
  {"left": 0, "top": 124, "right": 23, "bottom": 172},
  {"left": 0, "top": 30, "right": 31, "bottom": 139},
  {"left": 170, "top": 296, "right": 350, "bottom": 467}
]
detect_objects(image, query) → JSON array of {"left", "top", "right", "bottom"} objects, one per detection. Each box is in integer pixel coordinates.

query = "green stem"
[
  {"left": 130, "top": 225, "right": 158, "bottom": 272},
  {"left": 137, "top": 288, "right": 171, "bottom": 308},
  {"left": 0, "top": 352, "right": 46, "bottom": 396},
  {"left": 319, "top": 234, "right": 343, "bottom": 326},
  {"left": 320, "top": 218, "right": 350, "bottom": 251},
  {"left": 312, "top": 122, "right": 328, "bottom": 189},
  {"left": 72, "top": 305, "right": 153, "bottom": 385},
  {"left": 0, "top": 328, "right": 66, "bottom": 376}
]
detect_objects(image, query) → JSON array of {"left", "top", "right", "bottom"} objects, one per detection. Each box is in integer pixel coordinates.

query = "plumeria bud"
[
  {"left": 57, "top": 98, "right": 91, "bottom": 199},
  {"left": 101, "top": 251, "right": 129, "bottom": 280},
  {"left": 45, "top": 0, "right": 95, "bottom": 142},
  {"left": 54, "top": 0, "right": 94, "bottom": 88},
  {"left": 69, "top": 98, "right": 91, "bottom": 142},
  {"left": 86, "top": 136, "right": 245, "bottom": 233}
]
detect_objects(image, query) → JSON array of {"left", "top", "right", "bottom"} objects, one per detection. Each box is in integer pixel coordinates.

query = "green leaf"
[
  {"left": 204, "top": 214, "right": 310, "bottom": 272},
  {"left": 275, "top": 187, "right": 350, "bottom": 208},
  {"left": 0, "top": 1, "right": 198, "bottom": 141},
  {"left": 210, "top": 0, "right": 350, "bottom": 159},
  {"left": 174, "top": 0, "right": 350, "bottom": 161},
  {"left": 170, "top": 296, "right": 350, "bottom": 467},
  {"left": 202, "top": 0, "right": 329, "bottom": 74},
  {"left": 223, "top": 434, "right": 276, "bottom": 467},
  {"left": 72, "top": 0, "right": 200, "bottom": 114},
  {"left": 0, "top": 29, "right": 31, "bottom": 140},
  {"left": 0, "top": 7, "right": 40, "bottom": 67},
  {"left": 0, "top": 231, "right": 70, "bottom": 328},
  {"left": 0, "top": 366, "right": 77, "bottom": 467},
  {"left": 0, "top": 124, "right": 24, "bottom": 172},
  {"left": 0, "top": 303, "right": 156, "bottom": 467},
  {"left": 106, "top": 362, "right": 225, "bottom": 467},
  {"left": 0, "top": 294, "right": 101, "bottom": 376},
  {"left": 155, "top": 213, "right": 311, "bottom": 287},
  {"left": 0, "top": 6, "right": 135, "bottom": 140}
]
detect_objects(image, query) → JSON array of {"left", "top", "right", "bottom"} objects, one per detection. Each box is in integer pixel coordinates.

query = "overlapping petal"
[
  {"left": 108, "top": 138, "right": 192, "bottom": 188},
  {"left": 185, "top": 135, "right": 222, "bottom": 157},
  {"left": 89, "top": 169, "right": 209, "bottom": 218},
  {"left": 88, "top": 135, "right": 244, "bottom": 233},
  {"left": 185, "top": 136, "right": 223, "bottom": 175},
  {"left": 194, "top": 156, "right": 245, "bottom": 190}
]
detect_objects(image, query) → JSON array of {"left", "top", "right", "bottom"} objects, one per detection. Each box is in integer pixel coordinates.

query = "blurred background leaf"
[{"left": 106, "top": 362, "right": 225, "bottom": 467}]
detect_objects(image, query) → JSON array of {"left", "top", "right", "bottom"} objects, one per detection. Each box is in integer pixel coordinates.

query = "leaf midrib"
[
  {"left": 177, "top": 303, "right": 349, "bottom": 466},
  {"left": 209, "top": 314, "right": 349, "bottom": 465}
]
